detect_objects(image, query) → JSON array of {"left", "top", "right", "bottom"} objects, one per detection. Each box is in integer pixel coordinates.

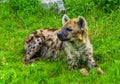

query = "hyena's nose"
[{"left": 57, "top": 32, "right": 63, "bottom": 41}]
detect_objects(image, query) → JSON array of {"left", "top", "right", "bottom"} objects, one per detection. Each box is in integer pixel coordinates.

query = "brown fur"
[{"left": 24, "top": 14, "right": 104, "bottom": 76}]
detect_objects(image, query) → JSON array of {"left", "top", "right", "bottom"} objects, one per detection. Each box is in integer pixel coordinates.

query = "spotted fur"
[
  {"left": 24, "top": 14, "right": 104, "bottom": 75},
  {"left": 24, "top": 28, "right": 64, "bottom": 64}
]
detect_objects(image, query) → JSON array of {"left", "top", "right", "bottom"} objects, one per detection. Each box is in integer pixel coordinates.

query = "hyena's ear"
[
  {"left": 77, "top": 16, "right": 88, "bottom": 43},
  {"left": 62, "top": 14, "right": 70, "bottom": 25},
  {"left": 78, "top": 16, "right": 87, "bottom": 30}
]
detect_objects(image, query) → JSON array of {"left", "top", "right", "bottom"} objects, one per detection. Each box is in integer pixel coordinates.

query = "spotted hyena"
[{"left": 24, "top": 14, "right": 104, "bottom": 76}]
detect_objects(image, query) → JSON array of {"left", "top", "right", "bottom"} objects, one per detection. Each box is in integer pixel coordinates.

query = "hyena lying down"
[{"left": 24, "top": 14, "right": 104, "bottom": 75}]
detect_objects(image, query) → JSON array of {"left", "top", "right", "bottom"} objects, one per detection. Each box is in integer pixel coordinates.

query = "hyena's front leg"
[
  {"left": 87, "top": 54, "right": 104, "bottom": 75},
  {"left": 64, "top": 43, "right": 89, "bottom": 76},
  {"left": 83, "top": 47, "right": 105, "bottom": 75},
  {"left": 64, "top": 43, "right": 80, "bottom": 69}
]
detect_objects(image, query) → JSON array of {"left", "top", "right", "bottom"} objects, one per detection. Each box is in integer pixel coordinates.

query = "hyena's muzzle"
[{"left": 57, "top": 28, "right": 71, "bottom": 41}]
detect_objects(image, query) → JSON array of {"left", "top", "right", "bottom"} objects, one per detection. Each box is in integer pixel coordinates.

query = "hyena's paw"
[
  {"left": 80, "top": 68, "right": 89, "bottom": 76},
  {"left": 96, "top": 67, "right": 105, "bottom": 75}
]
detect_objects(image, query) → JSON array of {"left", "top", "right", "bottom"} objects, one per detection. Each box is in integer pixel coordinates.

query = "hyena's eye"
[{"left": 66, "top": 27, "right": 73, "bottom": 31}]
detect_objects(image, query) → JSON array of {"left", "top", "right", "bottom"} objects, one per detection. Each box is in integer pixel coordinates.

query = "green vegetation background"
[{"left": 0, "top": 0, "right": 120, "bottom": 84}]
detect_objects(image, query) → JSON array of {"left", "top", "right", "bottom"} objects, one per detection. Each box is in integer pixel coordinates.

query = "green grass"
[{"left": 0, "top": 0, "right": 120, "bottom": 84}]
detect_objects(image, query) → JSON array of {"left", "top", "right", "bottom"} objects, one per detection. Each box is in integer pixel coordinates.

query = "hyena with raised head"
[{"left": 24, "top": 14, "right": 104, "bottom": 76}]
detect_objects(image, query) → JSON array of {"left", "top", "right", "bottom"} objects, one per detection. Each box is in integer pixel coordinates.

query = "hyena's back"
[{"left": 24, "top": 28, "right": 63, "bottom": 64}]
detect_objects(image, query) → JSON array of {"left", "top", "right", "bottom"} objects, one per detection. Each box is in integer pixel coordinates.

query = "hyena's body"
[
  {"left": 24, "top": 28, "right": 64, "bottom": 63},
  {"left": 24, "top": 14, "right": 104, "bottom": 75}
]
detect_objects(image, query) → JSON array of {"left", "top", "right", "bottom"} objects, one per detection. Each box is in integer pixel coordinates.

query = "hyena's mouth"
[{"left": 57, "top": 32, "right": 70, "bottom": 41}]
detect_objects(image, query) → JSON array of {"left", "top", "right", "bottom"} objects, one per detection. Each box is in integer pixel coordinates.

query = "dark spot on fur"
[
  {"left": 33, "top": 31, "right": 38, "bottom": 35},
  {"left": 34, "top": 42, "right": 36, "bottom": 45},
  {"left": 68, "top": 58, "right": 72, "bottom": 61},
  {"left": 60, "top": 42, "right": 63, "bottom": 50},
  {"left": 86, "top": 54, "right": 89, "bottom": 57},
  {"left": 81, "top": 30, "right": 84, "bottom": 35},
  {"left": 48, "top": 35, "right": 53, "bottom": 38},
  {"left": 37, "top": 39, "right": 40, "bottom": 41},
  {"left": 88, "top": 59, "right": 91, "bottom": 61},
  {"left": 54, "top": 46, "right": 56, "bottom": 49},
  {"left": 51, "top": 42, "right": 54, "bottom": 45},
  {"left": 47, "top": 28, "right": 57, "bottom": 32},
  {"left": 47, "top": 38, "right": 53, "bottom": 41},
  {"left": 28, "top": 44, "right": 31, "bottom": 47},
  {"left": 40, "top": 30, "right": 43, "bottom": 32},
  {"left": 70, "top": 40, "right": 75, "bottom": 44},
  {"left": 27, "top": 36, "right": 34, "bottom": 43},
  {"left": 48, "top": 35, "right": 50, "bottom": 37},
  {"left": 88, "top": 52, "right": 92, "bottom": 55},
  {"left": 40, "top": 32, "right": 45, "bottom": 40},
  {"left": 32, "top": 46, "right": 35, "bottom": 49},
  {"left": 34, "top": 35, "right": 40, "bottom": 38},
  {"left": 27, "top": 52, "right": 30, "bottom": 54},
  {"left": 39, "top": 43, "right": 42, "bottom": 45},
  {"left": 73, "top": 64, "right": 78, "bottom": 69},
  {"left": 95, "top": 64, "right": 98, "bottom": 67},
  {"left": 42, "top": 35, "right": 45, "bottom": 40}
]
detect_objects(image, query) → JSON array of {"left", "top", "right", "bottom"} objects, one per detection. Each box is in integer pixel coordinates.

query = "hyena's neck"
[
  {"left": 69, "top": 38, "right": 91, "bottom": 51},
  {"left": 70, "top": 37, "right": 89, "bottom": 45}
]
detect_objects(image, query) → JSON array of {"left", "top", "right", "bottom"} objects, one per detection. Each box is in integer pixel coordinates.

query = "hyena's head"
[{"left": 57, "top": 14, "right": 88, "bottom": 43}]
